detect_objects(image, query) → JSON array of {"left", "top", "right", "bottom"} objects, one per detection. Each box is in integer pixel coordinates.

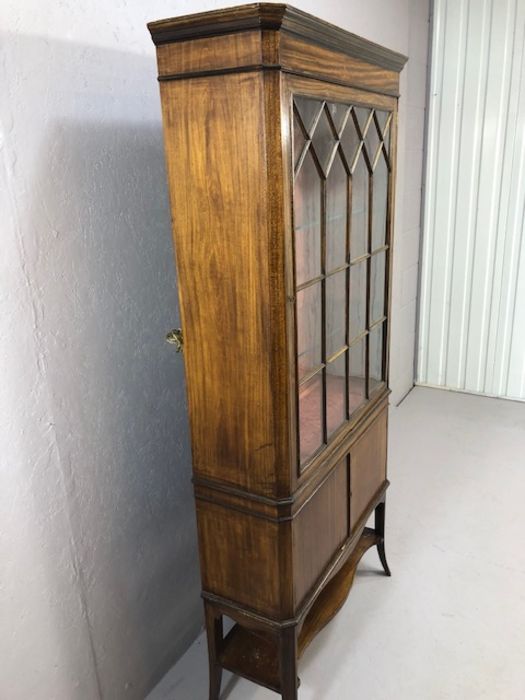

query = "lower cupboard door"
[
  {"left": 350, "top": 408, "right": 387, "bottom": 530},
  {"left": 292, "top": 457, "right": 349, "bottom": 606}
]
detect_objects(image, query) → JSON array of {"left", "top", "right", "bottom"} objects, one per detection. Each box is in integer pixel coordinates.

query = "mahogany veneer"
[{"left": 149, "top": 5, "right": 407, "bottom": 698}]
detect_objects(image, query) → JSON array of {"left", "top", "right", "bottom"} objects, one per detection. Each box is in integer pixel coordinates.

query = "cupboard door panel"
[
  {"left": 299, "top": 373, "right": 324, "bottom": 463},
  {"left": 349, "top": 260, "right": 367, "bottom": 341},
  {"left": 297, "top": 283, "right": 322, "bottom": 379},
  {"left": 326, "top": 271, "right": 347, "bottom": 358},
  {"left": 294, "top": 150, "right": 322, "bottom": 286},
  {"left": 372, "top": 153, "right": 389, "bottom": 250},
  {"left": 349, "top": 339, "right": 367, "bottom": 414},
  {"left": 370, "top": 251, "right": 386, "bottom": 324},
  {"left": 326, "top": 155, "right": 348, "bottom": 272},
  {"left": 293, "top": 458, "right": 349, "bottom": 606},
  {"left": 350, "top": 153, "right": 369, "bottom": 261},
  {"left": 326, "top": 353, "right": 347, "bottom": 437},
  {"left": 292, "top": 91, "right": 393, "bottom": 472},
  {"left": 369, "top": 322, "right": 386, "bottom": 394},
  {"left": 350, "top": 409, "right": 387, "bottom": 529}
]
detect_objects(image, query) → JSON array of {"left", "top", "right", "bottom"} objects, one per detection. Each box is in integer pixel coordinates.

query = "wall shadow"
[{"left": 4, "top": 31, "right": 201, "bottom": 699}]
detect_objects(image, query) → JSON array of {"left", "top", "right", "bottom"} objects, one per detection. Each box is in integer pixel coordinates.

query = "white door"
[{"left": 418, "top": 0, "right": 525, "bottom": 401}]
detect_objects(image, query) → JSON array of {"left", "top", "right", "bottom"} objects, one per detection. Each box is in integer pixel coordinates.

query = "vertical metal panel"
[{"left": 418, "top": 0, "right": 525, "bottom": 400}]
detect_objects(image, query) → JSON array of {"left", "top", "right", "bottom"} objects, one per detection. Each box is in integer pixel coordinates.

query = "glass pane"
[
  {"left": 341, "top": 107, "right": 360, "bottom": 169},
  {"left": 294, "top": 96, "right": 322, "bottom": 135},
  {"left": 349, "top": 261, "right": 367, "bottom": 342},
  {"left": 327, "top": 102, "right": 350, "bottom": 136},
  {"left": 350, "top": 155, "right": 369, "bottom": 260},
  {"left": 370, "top": 251, "right": 386, "bottom": 324},
  {"left": 326, "top": 154, "right": 347, "bottom": 272},
  {"left": 369, "top": 323, "right": 385, "bottom": 393},
  {"left": 326, "top": 271, "right": 346, "bottom": 358},
  {"left": 353, "top": 107, "right": 372, "bottom": 139},
  {"left": 296, "top": 283, "right": 322, "bottom": 380},
  {"left": 311, "top": 106, "right": 337, "bottom": 175},
  {"left": 293, "top": 112, "right": 306, "bottom": 169},
  {"left": 294, "top": 150, "right": 321, "bottom": 285},
  {"left": 372, "top": 154, "right": 389, "bottom": 250},
  {"left": 326, "top": 353, "right": 347, "bottom": 436},
  {"left": 299, "top": 372, "right": 324, "bottom": 464},
  {"left": 349, "top": 340, "right": 366, "bottom": 415},
  {"left": 375, "top": 110, "right": 391, "bottom": 154},
  {"left": 365, "top": 111, "right": 380, "bottom": 165}
]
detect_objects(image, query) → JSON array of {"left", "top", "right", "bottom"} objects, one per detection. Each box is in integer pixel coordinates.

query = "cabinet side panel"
[
  {"left": 196, "top": 501, "right": 281, "bottom": 617},
  {"left": 350, "top": 408, "right": 387, "bottom": 529},
  {"left": 159, "top": 73, "right": 279, "bottom": 495},
  {"left": 156, "top": 30, "right": 263, "bottom": 77}
]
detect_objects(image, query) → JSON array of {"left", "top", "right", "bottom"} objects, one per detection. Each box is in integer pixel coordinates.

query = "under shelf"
[{"left": 220, "top": 626, "right": 281, "bottom": 693}]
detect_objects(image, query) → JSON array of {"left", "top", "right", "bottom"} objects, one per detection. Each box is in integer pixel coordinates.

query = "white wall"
[
  {"left": 0, "top": 1, "right": 429, "bottom": 698},
  {"left": 0, "top": 2, "right": 203, "bottom": 699},
  {"left": 390, "top": 0, "right": 432, "bottom": 404},
  {"left": 418, "top": 0, "right": 525, "bottom": 401}
]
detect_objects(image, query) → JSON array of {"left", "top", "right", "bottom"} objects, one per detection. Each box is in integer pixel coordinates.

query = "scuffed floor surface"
[{"left": 148, "top": 387, "right": 525, "bottom": 700}]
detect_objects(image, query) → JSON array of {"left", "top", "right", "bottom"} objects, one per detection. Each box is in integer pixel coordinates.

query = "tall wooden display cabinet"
[{"left": 148, "top": 5, "right": 407, "bottom": 698}]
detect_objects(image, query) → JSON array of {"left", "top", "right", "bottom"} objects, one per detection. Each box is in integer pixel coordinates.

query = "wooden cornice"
[{"left": 148, "top": 3, "right": 408, "bottom": 73}]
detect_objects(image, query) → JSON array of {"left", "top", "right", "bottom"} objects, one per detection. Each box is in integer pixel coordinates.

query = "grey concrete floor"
[{"left": 148, "top": 387, "right": 525, "bottom": 700}]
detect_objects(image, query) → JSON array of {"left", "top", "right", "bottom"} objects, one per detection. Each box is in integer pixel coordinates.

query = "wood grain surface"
[{"left": 151, "top": 6, "right": 406, "bottom": 696}]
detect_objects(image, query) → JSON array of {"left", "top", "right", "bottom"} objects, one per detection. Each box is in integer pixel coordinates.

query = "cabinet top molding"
[{"left": 147, "top": 3, "right": 408, "bottom": 73}]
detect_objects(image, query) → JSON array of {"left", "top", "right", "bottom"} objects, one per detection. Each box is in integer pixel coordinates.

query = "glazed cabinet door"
[{"left": 290, "top": 82, "right": 395, "bottom": 473}]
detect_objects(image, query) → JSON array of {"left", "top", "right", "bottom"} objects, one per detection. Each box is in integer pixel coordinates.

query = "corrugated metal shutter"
[{"left": 418, "top": 0, "right": 525, "bottom": 400}]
